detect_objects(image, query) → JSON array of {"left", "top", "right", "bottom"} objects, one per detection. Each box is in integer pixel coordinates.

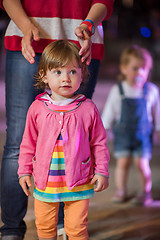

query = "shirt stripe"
[
  {"left": 36, "top": 184, "right": 93, "bottom": 194},
  {"left": 49, "top": 169, "right": 65, "bottom": 176},
  {"left": 51, "top": 158, "right": 64, "bottom": 165},
  {"left": 50, "top": 163, "right": 65, "bottom": 170},
  {"left": 5, "top": 18, "right": 103, "bottom": 44},
  {"left": 52, "top": 152, "right": 64, "bottom": 158},
  {"left": 34, "top": 189, "right": 94, "bottom": 202},
  {"left": 48, "top": 175, "right": 66, "bottom": 182},
  {"left": 46, "top": 181, "right": 66, "bottom": 188}
]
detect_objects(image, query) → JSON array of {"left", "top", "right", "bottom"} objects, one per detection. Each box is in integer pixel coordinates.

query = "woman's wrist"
[{"left": 80, "top": 19, "right": 95, "bottom": 37}]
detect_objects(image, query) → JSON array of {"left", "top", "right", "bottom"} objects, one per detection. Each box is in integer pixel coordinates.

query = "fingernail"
[{"left": 30, "top": 59, "right": 34, "bottom": 64}]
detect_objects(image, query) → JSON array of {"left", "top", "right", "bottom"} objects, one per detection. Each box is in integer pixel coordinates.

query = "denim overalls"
[{"left": 113, "top": 83, "right": 153, "bottom": 159}]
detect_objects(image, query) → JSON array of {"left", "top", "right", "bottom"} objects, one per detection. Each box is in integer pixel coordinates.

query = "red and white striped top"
[{"left": 0, "top": 0, "right": 113, "bottom": 60}]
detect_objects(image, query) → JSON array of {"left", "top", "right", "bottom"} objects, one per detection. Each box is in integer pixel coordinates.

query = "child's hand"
[
  {"left": 90, "top": 174, "right": 109, "bottom": 192},
  {"left": 19, "top": 176, "right": 32, "bottom": 196}
]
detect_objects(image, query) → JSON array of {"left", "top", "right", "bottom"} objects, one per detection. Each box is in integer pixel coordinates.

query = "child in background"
[
  {"left": 18, "top": 40, "right": 110, "bottom": 240},
  {"left": 102, "top": 45, "right": 160, "bottom": 205}
]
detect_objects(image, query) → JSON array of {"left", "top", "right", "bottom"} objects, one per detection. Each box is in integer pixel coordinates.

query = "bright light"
[{"left": 140, "top": 27, "right": 151, "bottom": 38}]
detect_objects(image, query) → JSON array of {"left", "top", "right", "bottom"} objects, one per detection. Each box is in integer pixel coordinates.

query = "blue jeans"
[
  {"left": 0, "top": 50, "right": 41, "bottom": 237},
  {"left": 0, "top": 50, "right": 100, "bottom": 237},
  {"left": 79, "top": 59, "right": 100, "bottom": 99}
]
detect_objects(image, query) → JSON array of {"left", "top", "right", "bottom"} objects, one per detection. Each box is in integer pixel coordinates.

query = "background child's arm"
[
  {"left": 19, "top": 176, "right": 32, "bottom": 196},
  {"left": 90, "top": 174, "right": 109, "bottom": 192}
]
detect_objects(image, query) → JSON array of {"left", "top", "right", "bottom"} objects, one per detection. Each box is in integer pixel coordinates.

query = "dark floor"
[{"left": 1, "top": 80, "right": 160, "bottom": 240}]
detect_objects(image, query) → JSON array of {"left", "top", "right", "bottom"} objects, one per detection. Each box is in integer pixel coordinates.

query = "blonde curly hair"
[{"left": 118, "top": 45, "right": 153, "bottom": 81}]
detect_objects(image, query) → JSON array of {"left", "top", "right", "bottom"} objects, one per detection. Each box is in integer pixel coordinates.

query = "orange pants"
[{"left": 34, "top": 198, "right": 89, "bottom": 240}]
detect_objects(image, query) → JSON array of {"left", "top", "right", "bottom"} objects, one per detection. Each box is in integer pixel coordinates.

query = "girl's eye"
[
  {"left": 55, "top": 70, "right": 61, "bottom": 75},
  {"left": 70, "top": 70, "right": 76, "bottom": 74}
]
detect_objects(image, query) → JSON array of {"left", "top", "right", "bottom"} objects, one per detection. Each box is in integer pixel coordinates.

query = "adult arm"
[
  {"left": 75, "top": 3, "right": 108, "bottom": 65},
  {"left": 2, "top": 0, "right": 40, "bottom": 64}
]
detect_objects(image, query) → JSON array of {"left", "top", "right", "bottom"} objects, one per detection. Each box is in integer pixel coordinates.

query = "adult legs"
[
  {"left": 0, "top": 50, "right": 41, "bottom": 238},
  {"left": 79, "top": 59, "right": 100, "bottom": 99},
  {"left": 58, "top": 202, "right": 64, "bottom": 227}
]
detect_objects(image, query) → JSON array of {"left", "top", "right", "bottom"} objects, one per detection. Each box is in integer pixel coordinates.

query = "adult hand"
[
  {"left": 21, "top": 22, "right": 40, "bottom": 64},
  {"left": 75, "top": 25, "right": 92, "bottom": 66}
]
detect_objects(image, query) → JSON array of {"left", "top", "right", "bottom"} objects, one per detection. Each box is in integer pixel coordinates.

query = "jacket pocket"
[
  {"left": 81, "top": 157, "right": 91, "bottom": 177},
  {"left": 32, "top": 156, "right": 36, "bottom": 162},
  {"left": 82, "top": 157, "right": 91, "bottom": 165}
]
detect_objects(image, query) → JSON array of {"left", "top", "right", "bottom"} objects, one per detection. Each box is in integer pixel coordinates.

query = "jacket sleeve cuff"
[
  {"left": 95, "top": 172, "right": 109, "bottom": 178},
  {"left": 18, "top": 174, "right": 32, "bottom": 179}
]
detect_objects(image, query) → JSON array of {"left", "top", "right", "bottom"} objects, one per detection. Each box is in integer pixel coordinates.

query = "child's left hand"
[{"left": 90, "top": 174, "right": 109, "bottom": 192}]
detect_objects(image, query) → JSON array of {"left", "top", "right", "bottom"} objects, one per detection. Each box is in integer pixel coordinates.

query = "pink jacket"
[{"left": 18, "top": 95, "right": 110, "bottom": 190}]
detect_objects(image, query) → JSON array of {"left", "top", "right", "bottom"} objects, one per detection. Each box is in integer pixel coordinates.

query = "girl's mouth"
[{"left": 61, "top": 85, "right": 71, "bottom": 88}]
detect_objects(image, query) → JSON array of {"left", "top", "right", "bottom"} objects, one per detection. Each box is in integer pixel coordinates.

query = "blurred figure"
[{"left": 102, "top": 45, "right": 160, "bottom": 205}]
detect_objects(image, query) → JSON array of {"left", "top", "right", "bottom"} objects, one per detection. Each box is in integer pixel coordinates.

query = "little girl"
[
  {"left": 18, "top": 40, "right": 110, "bottom": 240},
  {"left": 102, "top": 45, "right": 160, "bottom": 205}
]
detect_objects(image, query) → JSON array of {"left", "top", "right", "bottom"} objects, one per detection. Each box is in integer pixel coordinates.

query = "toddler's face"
[
  {"left": 43, "top": 59, "right": 82, "bottom": 100},
  {"left": 120, "top": 56, "right": 150, "bottom": 88}
]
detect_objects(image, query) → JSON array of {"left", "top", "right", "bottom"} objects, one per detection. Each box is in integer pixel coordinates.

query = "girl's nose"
[{"left": 62, "top": 73, "right": 71, "bottom": 82}]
